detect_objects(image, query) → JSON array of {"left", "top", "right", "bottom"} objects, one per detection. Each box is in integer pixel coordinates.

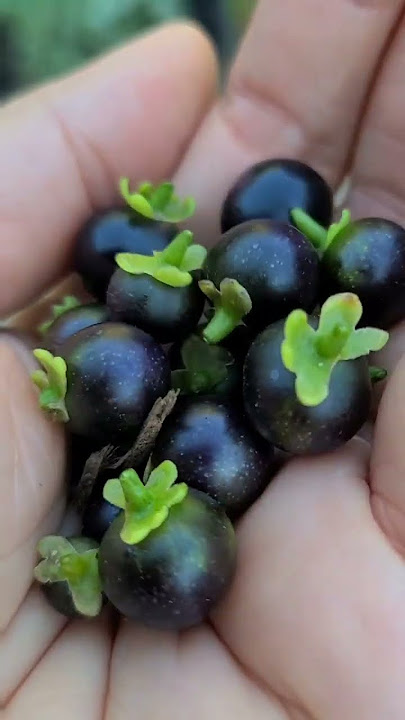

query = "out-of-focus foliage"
[{"left": 0, "top": 0, "right": 256, "bottom": 96}]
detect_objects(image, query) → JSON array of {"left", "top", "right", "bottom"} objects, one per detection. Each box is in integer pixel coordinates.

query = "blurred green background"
[{"left": 0, "top": 0, "right": 256, "bottom": 98}]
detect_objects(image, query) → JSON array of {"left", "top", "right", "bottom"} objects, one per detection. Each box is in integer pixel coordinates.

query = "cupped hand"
[{"left": 2, "top": 2, "right": 405, "bottom": 718}]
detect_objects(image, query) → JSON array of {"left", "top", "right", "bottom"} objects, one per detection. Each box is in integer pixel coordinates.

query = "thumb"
[
  {"left": 0, "top": 335, "right": 65, "bottom": 632},
  {"left": 0, "top": 22, "right": 216, "bottom": 315}
]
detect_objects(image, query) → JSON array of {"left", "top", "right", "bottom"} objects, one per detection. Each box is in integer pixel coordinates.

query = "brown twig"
[
  {"left": 111, "top": 389, "right": 179, "bottom": 472},
  {"left": 72, "top": 389, "right": 179, "bottom": 514},
  {"left": 73, "top": 443, "right": 116, "bottom": 514}
]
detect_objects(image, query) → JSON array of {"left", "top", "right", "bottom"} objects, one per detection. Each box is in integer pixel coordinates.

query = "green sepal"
[
  {"left": 31, "top": 349, "right": 69, "bottom": 423},
  {"left": 339, "top": 328, "right": 389, "bottom": 360},
  {"left": 291, "top": 208, "right": 352, "bottom": 254},
  {"left": 34, "top": 536, "right": 102, "bottom": 618},
  {"left": 369, "top": 366, "right": 388, "bottom": 384},
  {"left": 181, "top": 245, "right": 207, "bottom": 272},
  {"left": 199, "top": 278, "right": 252, "bottom": 345},
  {"left": 281, "top": 293, "right": 389, "bottom": 407},
  {"left": 171, "top": 334, "right": 234, "bottom": 395},
  {"left": 119, "top": 177, "right": 196, "bottom": 223},
  {"left": 115, "top": 230, "right": 206, "bottom": 288},
  {"left": 38, "top": 296, "right": 81, "bottom": 335},
  {"left": 103, "top": 462, "right": 188, "bottom": 545}
]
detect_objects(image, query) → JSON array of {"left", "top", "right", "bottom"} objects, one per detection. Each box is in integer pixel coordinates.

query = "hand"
[{"left": 2, "top": 3, "right": 405, "bottom": 717}]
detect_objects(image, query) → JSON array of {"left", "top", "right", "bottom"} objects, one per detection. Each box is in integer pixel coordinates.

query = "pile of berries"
[{"left": 31, "top": 158, "right": 403, "bottom": 630}]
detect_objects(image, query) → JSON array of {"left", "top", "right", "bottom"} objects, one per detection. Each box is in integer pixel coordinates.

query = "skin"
[{"left": 4, "top": 3, "right": 405, "bottom": 717}]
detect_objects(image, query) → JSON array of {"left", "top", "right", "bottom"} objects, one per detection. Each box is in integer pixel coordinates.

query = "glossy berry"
[
  {"left": 44, "top": 303, "right": 110, "bottom": 354},
  {"left": 99, "top": 489, "right": 236, "bottom": 630},
  {"left": 219, "top": 322, "right": 255, "bottom": 362},
  {"left": 61, "top": 322, "right": 170, "bottom": 441},
  {"left": 243, "top": 320, "right": 372, "bottom": 455},
  {"left": 107, "top": 268, "right": 204, "bottom": 343},
  {"left": 206, "top": 219, "right": 319, "bottom": 332},
  {"left": 221, "top": 159, "right": 333, "bottom": 232},
  {"left": 151, "top": 397, "right": 274, "bottom": 518},
  {"left": 321, "top": 218, "right": 405, "bottom": 329},
  {"left": 74, "top": 209, "right": 175, "bottom": 301}
]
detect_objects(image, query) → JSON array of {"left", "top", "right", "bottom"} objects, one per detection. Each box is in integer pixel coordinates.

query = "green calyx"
[
  {"left": 116, "top": 230, "right": 207, "bottom": 288},
  {"left": 369, "top": 366, "right": 388, "bottom": 384},
  {"left": 291, "top": 207, "right": 352, "bottom": 255},
  {"left": 34, "top": 536, "right": 102, "bottom": 618},
  {"left": 281, "top": 293, "right": 389, "bottom": 407},
  {"left": 120, "top": 177, "right": 196, "bottom": 223},
  {"left": 171, "top": 334, "right": 234, "bottom": 395},
  {"left": 31, "top": 349, "right": 69, "bottom": 423},
  {"left": 199, "top": 278, "right": 252, "bottom": 345},
  {"left": 103, "top": 461, "right": 188, "bottom": 545},
  {"left": 39, "top": 295, "right": 81, "bottom": 335}
]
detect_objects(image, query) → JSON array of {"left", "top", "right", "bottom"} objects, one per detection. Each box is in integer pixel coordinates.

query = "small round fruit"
[
  {"left": 151, "top": 397, "right": 274, "bottom": 518},
  {"left": 82, "top": 492, "right": 122, "bottom": 544},
  {"left": 99, "top": 489, "right": 236, "bottom": 630},
  {"left": 44, "top": 303, "right": 110, "bottom": 354},
  {"left": 221, "top": 159, "right": 333, "bottom": 232},
  {"left": 206, "top": 220, "right": 319, "bottom": 332},
  {"left": 321, "top": 218, "right": 405, "bottom": 329},
  {"left": 243, "top": 321, "right": 372, "bottom": 455},
  {"left": 62, "top": 322, "right": 170, "bottom": 441},
  {"left": 107, "top": 268, "right": 204, "bottom": 343},
  {"left": 219, "top": 323, "right": 255, "bottom": 362},
  {"left": 74, "top": 209, "right": 175, "bottom": 301}
]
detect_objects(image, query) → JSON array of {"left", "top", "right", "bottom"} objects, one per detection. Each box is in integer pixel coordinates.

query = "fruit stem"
[
  {"left": 120, "top": 468, "right": 149, "bottom": 514},
  {"left": 290, "top": 208, "right": 327, "bottom": 252},
  {"left": 199, "top": 278, "right": 252, "bottom": 345},
  {"left": 59, "top": 553, "right": 90, "bottom": 582},
  {"left": 161, "top": 229, "right": 192, "bottom": 266},
  {"left": 202, "top": 308, "right": 238, "bottom": 345},
  {"left": 315, "top": 325, "right": 351, "bottom": 359},
  {"left": 291, "top": 208, "right": 352, "bottom": 255}
]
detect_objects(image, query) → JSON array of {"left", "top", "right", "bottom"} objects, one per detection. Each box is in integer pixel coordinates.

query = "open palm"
[{"left": 2, "top": 2, "right": 405, "bottom": 718}]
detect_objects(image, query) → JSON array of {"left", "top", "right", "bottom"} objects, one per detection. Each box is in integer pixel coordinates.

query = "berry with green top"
[
  {"left": 205, "top": 220, "right": 320, "bottom": 333},
  {"left": 243, "top": 293, "right": 389, "bottom": 455},
  {"left": 31, "top": 322, "right": 171, "bottom": 442},
  {"left": 151, "top": 396, "right": 274, "bottom": 519},
  {"left": 75, "top": 178, "right": 195, "bottom": 301},
  {"left": 34, "top": 536, "right": 103, "bottom": 619},
  {"left": 221, "top": 159, "right": 333, "bottom": 232},
  {"left": 98, "top": 462, "right": 236, "bottom": 630},
  {"left": 291, "top": 209, "right": 405, "bottom": 330},
  {"left": 107, "top": 230, "right": 206, "bottom": 343}
]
